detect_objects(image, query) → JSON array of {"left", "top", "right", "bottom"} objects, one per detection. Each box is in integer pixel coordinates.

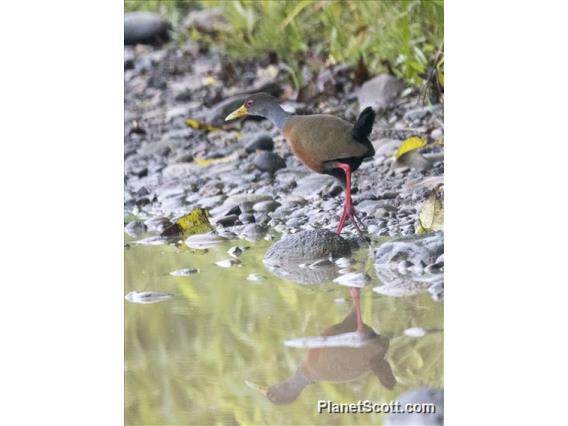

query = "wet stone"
[
  {"left": 185, "top": 232, "right": 228, "bottom": 249},
  {"left": 264, "top": 229, "right": 351, "bottom": 264},
  {"left": 125, "top": 291, "right": 172, "bottom": 304},
  {"left": 215, "top": 258, "right": 242, "bottom": 268},
  {"left": 170, "top": 268, "right": 199, "bottom": 276},
  {"left": 125, "top": 220, "right": 147, "bottom": 237},
  {"left": 247, "top": 273, "right": 265, "bottom": 282},
  {"left": 227, "top": 246, "right": 245, "bottom": 258}
]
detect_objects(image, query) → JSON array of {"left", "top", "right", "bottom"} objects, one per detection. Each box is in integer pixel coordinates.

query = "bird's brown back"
[{"left": 283, "top": 115, "right": 372, "bottom": 173}]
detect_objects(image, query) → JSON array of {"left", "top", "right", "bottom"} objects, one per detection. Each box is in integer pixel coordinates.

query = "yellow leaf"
[
  {"left": 417, "top": 187, "right": 444, "bottom": 233},
  {"left": 161, "top": 208, "right": 213, "bottom": 237},
  {"left": 435, "top": 138, "right": 444, "bottom": 146},
  {"left": 185, "top": 118, "right": 221, "bottom": 133},
  {"left": 201, "top": 75, "right": 218, "bottom": 86},
  {"left": 394, "top": 136, "right": 427, "bottom": 160},
  {"left": 193, "top": 151, "right": 238, "bottom": 167}
]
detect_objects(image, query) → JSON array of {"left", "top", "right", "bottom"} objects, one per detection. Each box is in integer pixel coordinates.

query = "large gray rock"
[
  {"left": 124, "top": 12, "right": 171, "bottom": 46},
  {"left": 385, "top": 388, "right": 444, "bottom": 426},
  {"left": 358, "top": 74, "right": 405, "bottom": 112},
  {"left": 264, "top": 229, "right": 351, "bottom": 265}
]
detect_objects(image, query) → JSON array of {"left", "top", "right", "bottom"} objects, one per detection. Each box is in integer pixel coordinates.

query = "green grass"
[{"left": 125, "top": 0, "right": 444, "bottom": 91}]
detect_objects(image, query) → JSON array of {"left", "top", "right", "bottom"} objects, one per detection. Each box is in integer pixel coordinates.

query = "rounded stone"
[
  {"left": 254, "top": 151, "right": 286, "bottom": 174},
  {"left": 264, "top": 229, "right": 351, "bottom": 265},
  {"left": 245, "top": 134, "right": 275, "bottom": 153},
  {"left": 124, "top": 12, "right": 171, "bottom": 46}
]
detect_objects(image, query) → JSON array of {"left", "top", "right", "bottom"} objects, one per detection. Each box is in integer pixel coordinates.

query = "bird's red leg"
[
  {"left": 350, "top": 287, "right": 364, "bottom": 334},
  {"left": 335, "top": 163, "right": 352, "bottom": 235},
  {"left": 335, "top": 163, "right": 367, "bottom": 238}
]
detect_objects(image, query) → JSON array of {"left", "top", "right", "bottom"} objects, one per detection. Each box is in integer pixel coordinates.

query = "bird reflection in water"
[{"left": 252, "top": 303, "right": 396, "bottom": 405}]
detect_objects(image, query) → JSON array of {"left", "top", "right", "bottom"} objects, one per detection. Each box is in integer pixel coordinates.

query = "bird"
[
  {"left": 252, "top": 307, "right": 396, "bottom": 405},
  {"left": 225, "top": 92, "right": 375, "bottom": 237}
]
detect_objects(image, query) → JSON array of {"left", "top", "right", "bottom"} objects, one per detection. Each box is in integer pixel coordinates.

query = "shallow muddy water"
[{"left": 125, "top": 234, "right": 443, "bottom": 425}]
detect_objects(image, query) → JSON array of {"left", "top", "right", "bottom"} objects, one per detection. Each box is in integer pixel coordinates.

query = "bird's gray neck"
[
  {"left": 270, "top": 367, "right": 313, "bottom": 404},
  {"left": 264, "top": 104, "right": 291, "bottom": 131}
]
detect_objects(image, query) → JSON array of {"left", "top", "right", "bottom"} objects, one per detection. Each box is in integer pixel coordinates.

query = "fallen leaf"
[
  {"left": 193, "top": 151, "right": 239, "bottom": 167},
  {"left": 416, "top": 187, "right": 444, "bottom": 233},
  {"left": 161, "top": 208, "right": 213, "bottom": 237},
  {"left": 201, "top": 75, "right": 218, "bottom": 86},
  {"left": 394, "top": 136, "right": 427, "bottom": 160},
  {"left": 185, "top": 118, "right": 222, "bottom": 133}
]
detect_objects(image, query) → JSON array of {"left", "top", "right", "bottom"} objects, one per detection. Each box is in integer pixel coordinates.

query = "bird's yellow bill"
[{"left": 225, "top": 105, "right": 248, "bottom": 121}]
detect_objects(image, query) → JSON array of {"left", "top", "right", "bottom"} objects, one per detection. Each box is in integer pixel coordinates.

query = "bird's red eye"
[{"left": 245, "top": 100, "right": 254, "bottom": 108}]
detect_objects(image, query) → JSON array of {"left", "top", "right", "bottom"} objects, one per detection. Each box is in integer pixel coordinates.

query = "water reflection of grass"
[{"left": 125, "top": 239, "right": 443, "bottom": 425}]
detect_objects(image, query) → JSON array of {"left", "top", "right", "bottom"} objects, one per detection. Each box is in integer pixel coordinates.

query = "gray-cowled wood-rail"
[
  {"left": 252, "top": 308, "right": 396, "bottom": 405},
  {"left": 225, "top": 93, "right": 375, "bottom": 238}
]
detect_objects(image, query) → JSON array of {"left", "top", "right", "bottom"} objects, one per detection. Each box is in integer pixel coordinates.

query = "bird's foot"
[{"left": 348, "top": 207, "right": 370, "bottom": 242}]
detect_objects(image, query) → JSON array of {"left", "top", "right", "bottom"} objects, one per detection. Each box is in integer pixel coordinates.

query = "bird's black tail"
[{"left": 352, "top": 106, "right": 375, "bottom": 143}]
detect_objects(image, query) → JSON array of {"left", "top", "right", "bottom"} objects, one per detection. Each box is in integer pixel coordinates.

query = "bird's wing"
[{"left": 284, "top": 115, "right": 370, "bottom": 165}]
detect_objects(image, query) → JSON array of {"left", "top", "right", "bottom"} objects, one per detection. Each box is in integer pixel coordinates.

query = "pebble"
[
  {"left": 215, "top": 258, "right": 242, "bottom": 268},
  {"left": 425, "top": 262, "right": 444, "bottom": 274},
  {"left": 245, "top": 134, "right": 274, "bottom": 153},
  {"left": 125, "top": 220, "right": 147, "bottom": 237},
  {"left": 253, "top": 200, "right": 281, "bottom": 213},
  {"left": 214, "top": 214, "right": 238, "bottom": 227},
  {"left": 185, "top": 232, "right": 228, "bottom": 249},
  {"left": 404, "top": 327, "right": 427, "bottom": 338},
  {"left": 170, "top": 268, "right": 199, "bottom": 276},
  {"left": 238, "top": 213, "right": 255, "bottom": 223},
  {"left": 125, "top": 291, "right": 172, "bottom": 304},
  {"left": 124, "top": 12, "right": 171, "bottom": 46},
  {"left": 144, "top": 217, "right": 172, "bottom": 233},
  {"left": 334, "top": 257, "right": 351, "bottom": 268},
  {"left": 227, "top": 246, "right": 245, "bottom": 258},
  {"left": 253, "top": 151, "right": 286, "bottom": 173},
  {"left": 239, "top": 224, "right": 266, "bottom": 241},
  {"left": 430, "top": 127, "right": 444, "bottom": 140},
  {"left": 247, "top": 273, "right": 265, "bottom": 282},
  {"left": 429, "top": 282, "right": 444, "bottom": 302},
  {"left": 134, "top": 235, "right": 171, "bottom": 246}
]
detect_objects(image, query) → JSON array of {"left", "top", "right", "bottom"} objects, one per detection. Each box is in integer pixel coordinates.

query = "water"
[{"left": 125, "top": 234, "right": 443, "bottom": 425}]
